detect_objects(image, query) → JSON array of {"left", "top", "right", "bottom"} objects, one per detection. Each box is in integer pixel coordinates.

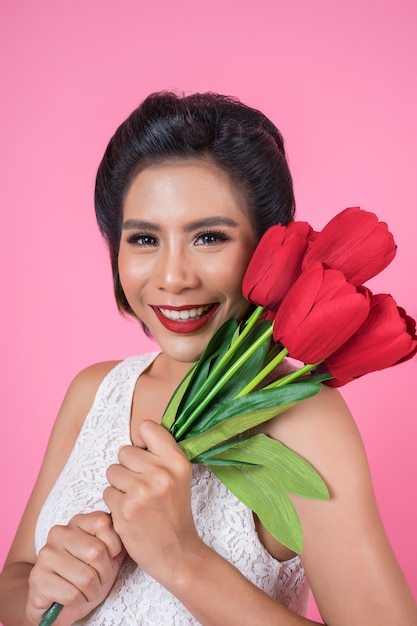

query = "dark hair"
[{"left": 95, "top": 91, "right": 295, "bottom": 316}]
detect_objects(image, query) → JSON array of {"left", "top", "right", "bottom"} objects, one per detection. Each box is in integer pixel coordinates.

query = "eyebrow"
[
  {"left": 122, "top": 219, "right": 161, "bottom": 231},
  {"left": 121, "top": 216, "right": 240, "bottom": 231}
]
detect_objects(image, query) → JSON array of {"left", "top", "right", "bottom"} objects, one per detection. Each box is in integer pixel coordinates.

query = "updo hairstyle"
[{"left": 94, "top": 91, "right": 295, "bottom": 315}]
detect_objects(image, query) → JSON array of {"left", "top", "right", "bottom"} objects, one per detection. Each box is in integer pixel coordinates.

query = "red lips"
[{"left": 152, "top": 304, "right": 219, "bottom": 334}]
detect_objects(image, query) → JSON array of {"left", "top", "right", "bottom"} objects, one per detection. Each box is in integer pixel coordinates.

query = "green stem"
[
  {"left": 174, "top": 320, "right": 273, "bottom": 439},
  {"left": 210, "top": 305, "right": 264, "bottom": 375},
  {"left": 39, "top": 603, "right": 63, "bottom": 625},
  {"left": 263, "top": 362, "right": 321, "bottom": 389},
  {"left": 173, "top": 307, "right": 265, "bottom": 432},
  {"left": 235, "top": 347, "right": 289, "bottom": 397},
  {"left": 264, "top": 342, "right": 284, "bottom": 365}
]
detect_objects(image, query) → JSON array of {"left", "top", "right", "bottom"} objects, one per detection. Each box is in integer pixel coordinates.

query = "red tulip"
[
  {"left": 272, "top": 262, "right": 371, "bottom": 363},
  {"left": 242, "top": 221, "right": 313, "bottom": 312},
  {"left": 301, "top": 207, "right": 397, "bottom": 285},
  {"left": 323, "top": 293, "right": 417, "bottom": 386}
]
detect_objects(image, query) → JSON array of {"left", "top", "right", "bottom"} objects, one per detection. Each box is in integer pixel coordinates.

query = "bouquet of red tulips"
[
  {"left": 161, "top": 207, "right": 417, "bottom": 552},
  {"left": 40, "top": 207, "right": 417, "bottom": 626}
]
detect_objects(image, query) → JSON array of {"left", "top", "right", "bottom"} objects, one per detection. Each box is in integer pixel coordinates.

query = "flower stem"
[
  {"left": 263, "top": 362, "right": 321, "bottom": 389},
  {"left": 39, "top": 603, "right": 63, "bottom": 625},
  {"left": 172, "top": 307, "right": 265, "bottom": 433},
  {"left": 235, "top": 347, "right": 289, "bottom": 397},
  {"left": 210, "top": 305, "right": 264, "bottom": 375},
  {"left": 264, "top": 342, "right": 284, "bottom": 365},
  {"left": 174, "top": 319, "right": 273, "bottom": 439}
]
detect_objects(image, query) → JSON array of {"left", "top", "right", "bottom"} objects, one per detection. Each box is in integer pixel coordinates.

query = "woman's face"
[{"left": 118, "top": 160, "right": 258, "bottom": 365}]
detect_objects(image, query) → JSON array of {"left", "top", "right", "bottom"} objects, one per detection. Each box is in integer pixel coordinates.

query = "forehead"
[{"left": 123, "top": 159, "right": 253, "bottom": 224}]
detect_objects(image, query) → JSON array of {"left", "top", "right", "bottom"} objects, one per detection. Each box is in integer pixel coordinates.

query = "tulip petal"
[
  {"left": 272, "top": 263, "right": 371, "bottom": 363},
  {"left": 242, "top": 224, "right": 286, "bottom": 302},
  {"left": 272, "top": 262, "right": 325, "bottom": 335},
  {"left": 282, "top": 292, "right": 369, "bottom": 363},
  {"left": 325, "top": 293, "right": 417, "bottom": 382},
  {"left": 242, "top": 221, "right": 312, "bottom": 310},
  {"left": 302, "top": 207, "right": 397, "bottom": 285}
]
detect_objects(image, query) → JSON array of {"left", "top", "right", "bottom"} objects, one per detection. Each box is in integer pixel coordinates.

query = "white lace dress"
[{"left": 35, "top": 354, "right": 310, "bottom": 624}]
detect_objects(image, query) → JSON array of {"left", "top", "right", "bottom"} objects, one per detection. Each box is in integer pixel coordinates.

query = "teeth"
[{"left": 158, "top": 305, "right": 212, "bottom": 321}]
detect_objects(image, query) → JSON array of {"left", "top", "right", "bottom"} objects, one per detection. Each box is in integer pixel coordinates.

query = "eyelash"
[
  {"left": 126, "top": 232, "right": 157, "bottom": 246},
  {"left": 194, "top": 230, "right": 230, "bottom": 245},
  {"left": 125, "top": 230, "right": 230, "bottom": 247}
]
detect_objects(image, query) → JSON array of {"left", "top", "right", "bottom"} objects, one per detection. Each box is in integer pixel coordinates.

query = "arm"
[
  {"left": 259, "top": 385, "right": 417, "bottom": 626},
  {"left": 104, "top": 397, "right": 417, "bottom": 626},
  {"left": 104, "top": 421, "right": 322, "bottom": 625},
  {"left": 0, "top": 361, "right": 123, "bottom": 626}
]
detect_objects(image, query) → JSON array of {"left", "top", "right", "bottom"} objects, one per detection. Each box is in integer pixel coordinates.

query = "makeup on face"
[{"left": 118, "top": 160, "right": 257, "bottom": 364}]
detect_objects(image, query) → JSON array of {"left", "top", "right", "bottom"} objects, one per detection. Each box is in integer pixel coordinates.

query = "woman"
[{"left": 0, "top": 92, "right": 416, "bottom": 625}]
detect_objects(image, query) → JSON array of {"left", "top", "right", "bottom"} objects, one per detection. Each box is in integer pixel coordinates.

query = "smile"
[
  {"left": 157, "top": 305, "right": 213, "bottom": 321},
  {"left": 152, "top": 304, "right": 219, "bottom": 334}
]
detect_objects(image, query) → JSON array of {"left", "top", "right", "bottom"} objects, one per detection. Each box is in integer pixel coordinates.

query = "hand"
[
  {"left": 26, "top": 511, "right": 126, "bottom": 625},
  {"left": 104, "top": 420, "right": 203, "bottom": 587}
]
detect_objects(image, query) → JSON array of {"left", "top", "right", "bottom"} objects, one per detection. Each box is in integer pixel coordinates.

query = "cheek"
[
  {"left": 233, "top": 243, "right": 257, "bottom": 284},
  {"left": 217, "top": 251, "right": 254, "bottom": 298},
  {"left": 118, "top": 250, "right": 147, "bottom": 289}
]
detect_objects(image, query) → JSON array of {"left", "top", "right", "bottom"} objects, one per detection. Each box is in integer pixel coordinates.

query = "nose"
[{"left": 153, "top": 245, "right": 200, "bottom": 293}]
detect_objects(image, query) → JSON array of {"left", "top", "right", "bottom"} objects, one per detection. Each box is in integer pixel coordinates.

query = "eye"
[
  {"left": 195, "top": 230, "right": 230, "bottom": 246},
  {"left": 126, "top": 232, "right": 158, "bottom": 247}
]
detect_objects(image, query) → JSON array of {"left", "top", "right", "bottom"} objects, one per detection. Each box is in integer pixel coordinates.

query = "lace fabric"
[{"left": 35, "top": 354, "right": 310, "bottom": 624}]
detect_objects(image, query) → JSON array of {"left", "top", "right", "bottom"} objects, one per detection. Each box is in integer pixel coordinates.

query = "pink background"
[{"left": 1, "top": 0, "right": 416, "bottom": 620}]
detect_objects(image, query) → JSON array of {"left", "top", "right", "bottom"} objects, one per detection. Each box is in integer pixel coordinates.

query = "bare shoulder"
[
  {"left": 259, "top": 384, "right": 417, "bottom": 624},
  {"left": 51, "top": 360, "right": 120, "bottom": 439},
  {"left": 66, "top": 359, "right": 122, "bottom": 396},
  {"left": 260, "top": 383, "right": 367, "bottom": 481},
  {"left": 44, "top": 360, "right": 123, "bottom": 471},
  {"left": 61, "top": 361, "right": 121, "bottom": 425},
  {"left": 256, "top": 383, "right": 372, "bottom": 555}
]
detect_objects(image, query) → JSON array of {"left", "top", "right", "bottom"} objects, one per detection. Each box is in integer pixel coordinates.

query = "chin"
[
  {"left": 160, "top": 336, "right": 207, "bottom": 365},
  {"left": 168, "top": 348, "right": 204, "bottom": 365}
]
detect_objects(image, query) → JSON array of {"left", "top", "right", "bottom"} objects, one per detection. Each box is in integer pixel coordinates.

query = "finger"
[
  {"left": 36, "top": 541, "right": 102, "bottom": 603},
  {"left": 103, "top": 484, "right": 124, "bottom": 517},
  {"left": 117, "top": 445, "right": 150, "bottom": 472},
  {"left": 116, "top": 443, "right": 172, "bottom": 475},
  {"left": 106, "top": 462, "right": 144, "bottom": 494},
  {"left": 47, "top": 523, "right": 116, "bottom": 587},
  {"left": 68, "top": 511, "right": 113, "bottom": 536},
  {"left": 137, "top": 422, "right": 191, "bottom": 483},
  {"left": 27, "top": 565, "right": 83, "bottom": 623},
  {"left": 136, "top": 420, "right": 186, "bottom": 458},
  {"left": 69, "top": 511, "right": 124, "bottom": 559}
]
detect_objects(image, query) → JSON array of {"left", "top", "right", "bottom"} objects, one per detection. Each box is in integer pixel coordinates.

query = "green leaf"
[
  {"left": 230, "top": 323, "right": 242, "bottom": 347},
  {"left": 211, "top": 463, "right": 304, "bottom": 552},
  {"left": 171, "top": 319, "right": 238, "bottom": 434},
  {"left": 197, "top": 434, "right": 329, "bottom": 499},
  {"left": 294, "top": 372, "right": 334, "bottom": 384},
  {"left": 161, "top": 365, "right": 196, "bottom": 431},
  {"left": 194, "top": 457, "right": 258, "bottom": 466},
  {"left": 186, "top": 318, "right": 238, "bottom": 390},
  {"left": 173, "top": 321, "right": 273, "bottom": 438},
  {"left": 191, "top": 436, "right": 253, "bottom": 460},
  {"left": 180, "top": 381, "right": 321, "bottom": 458},
  {"left": 206, "top": 435, "right": 329, "bottom": 552},
  {"left": 218, "top": 320, "right": 272, "bottom": 399}
]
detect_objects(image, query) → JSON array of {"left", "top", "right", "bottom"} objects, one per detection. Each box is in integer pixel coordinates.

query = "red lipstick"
[{"left": 152, "top": 304, "right": 219, "bottom": 334}]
